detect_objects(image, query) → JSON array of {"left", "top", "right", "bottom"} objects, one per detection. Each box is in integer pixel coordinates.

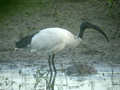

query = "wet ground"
[
  {"left": 0, "top": 60, "right": 120, "bottom": 90},
  {"left": 0, "top": 0, "right": 120, "bottom": 90}
]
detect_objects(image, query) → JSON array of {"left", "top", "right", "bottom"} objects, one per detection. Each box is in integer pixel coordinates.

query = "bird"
[{"left": 15, "top": 21, "right": 109, "bottom": 90}]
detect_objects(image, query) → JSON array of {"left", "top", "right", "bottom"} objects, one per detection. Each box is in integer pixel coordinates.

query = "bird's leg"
[
  {"left": 47, "top": 55, "right": 53, "bottom": 90},
  {"left": 51, "top": 54, "right": 57, "bottom": 90}
]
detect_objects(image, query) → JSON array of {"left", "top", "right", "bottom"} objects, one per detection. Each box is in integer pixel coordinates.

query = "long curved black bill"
[{"left": 79, "top": 22, "right": 109, "bottom": 42}]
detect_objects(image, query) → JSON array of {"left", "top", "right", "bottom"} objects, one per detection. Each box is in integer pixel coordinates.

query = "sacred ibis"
[{"left": 15, "top": 21, "right": 109, "bottom": 90}]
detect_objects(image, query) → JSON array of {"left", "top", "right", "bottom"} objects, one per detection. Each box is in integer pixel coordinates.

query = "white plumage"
[{"left": 31, "top": 27, "right": 82, "bottom": 54}]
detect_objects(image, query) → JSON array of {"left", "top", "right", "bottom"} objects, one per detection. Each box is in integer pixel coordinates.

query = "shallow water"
[{"left": 0, "top": 60, "right": 120, "bottom": 90}]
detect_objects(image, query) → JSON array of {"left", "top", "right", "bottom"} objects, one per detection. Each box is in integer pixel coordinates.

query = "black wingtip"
[{"left": 16, "top": 34, "right": 35, "bottom": 48}]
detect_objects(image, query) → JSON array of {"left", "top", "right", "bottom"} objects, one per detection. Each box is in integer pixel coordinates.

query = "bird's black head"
[
  {"left": 16, "top": 34, "right": 35, "bottom": 48},
  {"left": 78, "top": 21, "right": 109, "bottom": 42}
]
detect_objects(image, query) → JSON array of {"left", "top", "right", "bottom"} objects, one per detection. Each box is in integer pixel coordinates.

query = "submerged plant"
[
  {"left": 0, "top": 76, "right": 16, "bottom": 89},
  {"left": 33, "top": 69, "right": 49, "bottom": 90}
]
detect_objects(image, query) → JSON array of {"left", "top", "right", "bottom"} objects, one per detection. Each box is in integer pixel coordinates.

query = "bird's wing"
[{"left": 31, "top": 29, "right": 65, "bottom": 53}]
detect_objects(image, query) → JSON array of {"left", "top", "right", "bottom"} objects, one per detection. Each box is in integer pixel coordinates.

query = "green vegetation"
[
  {"left": 0, "top": 0, "right": 119, "bottom": 19},
  {"left": 106, "top": 0, "right": 120, "bottom": 18}
]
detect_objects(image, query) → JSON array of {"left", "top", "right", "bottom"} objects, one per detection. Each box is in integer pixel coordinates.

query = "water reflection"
[{"left": 0, "top": 60, "right": 120, "bottom": 90}]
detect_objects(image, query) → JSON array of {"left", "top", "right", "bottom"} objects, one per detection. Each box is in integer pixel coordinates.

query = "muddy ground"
[{"left": 0, "top": 0, "right": 120, "bottom": 64}]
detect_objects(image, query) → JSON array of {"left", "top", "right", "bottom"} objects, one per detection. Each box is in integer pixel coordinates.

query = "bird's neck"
[{"left": 69, "top": 36, "right": 82, "bottom": 48}]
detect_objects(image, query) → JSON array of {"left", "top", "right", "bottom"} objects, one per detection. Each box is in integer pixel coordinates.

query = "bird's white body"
[{"left": 31, "top": 27, "right": 82, "bottom": 54}]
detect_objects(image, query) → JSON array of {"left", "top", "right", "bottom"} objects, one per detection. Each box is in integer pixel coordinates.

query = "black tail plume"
[
  {"left": 16, "top": 33, "right": 35, "bottom": 48},
  {"left": 78, "top": 21, "right": 109, "bottom": 42}
]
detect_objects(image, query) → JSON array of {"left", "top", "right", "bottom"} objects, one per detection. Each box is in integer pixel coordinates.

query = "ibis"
[{"left": 16, "top": 21, "right": 109, "bottom": 90}]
